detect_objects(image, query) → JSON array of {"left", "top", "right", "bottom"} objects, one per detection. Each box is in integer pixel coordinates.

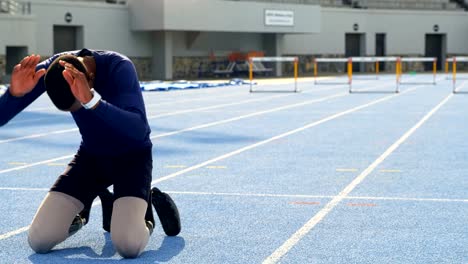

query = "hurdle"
[
  {"left": 313, "top": 58, "right": 351, "bottom": 87},
  {"left": 350, "top": 56, "right": 397, "bottom": 80},
  {"left": 314, "top": 57, "right": 400, "bottom": 93},
  {"left": 451, "top": 56, "right": 468, "bottom": 93},
  {"left": 249, "top": 56, "right": 299, "bottom": 93},
  {"left": 398, "top": 57, "right": 437, "bottom": 85},
  {"left": 350, "top": 57, "right": 400, "bottom": 93}
]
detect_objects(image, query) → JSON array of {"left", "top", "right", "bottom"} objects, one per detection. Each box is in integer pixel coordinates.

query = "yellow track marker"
[
  {"left": 336, "top": 168, "right": 358, "bottom": 172},
  {"left": 206, "top": 166, "right": 227, "bottom": 169},
  {"left": 47, "top": 163, "right": 66, "bottom": 166},
  {"left": 347, "top": 203, "right": 377, "bottom": 207},
  {"left": 9, "top": 162, "right": 27, "bottom": 166},
  {"left": 165, "top": 165, "right": 187, "bottom": 169},
  {"left": 379, "top": 169, "right": 401, "bottom": 173}
]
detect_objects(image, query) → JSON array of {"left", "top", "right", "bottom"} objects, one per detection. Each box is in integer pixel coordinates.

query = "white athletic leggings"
[{"left": 28, "top": 191, "right": 151, "bottom": 258}]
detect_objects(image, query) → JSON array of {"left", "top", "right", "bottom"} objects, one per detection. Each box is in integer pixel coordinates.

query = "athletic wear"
[
  {"left": 3, "top": 49, "right": 156, "bottom": 258},
  {"left": 50, "top": 146, "right": 153, "bottom": 211},
  {"left": 151, "top": 187, "right": 181, "bottom": 236},
  {"left": 0, "top": 49, "right": 152, "bottom": 156}
]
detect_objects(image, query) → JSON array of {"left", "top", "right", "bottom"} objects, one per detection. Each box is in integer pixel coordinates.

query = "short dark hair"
[{"left": 44, "top": 54, "right": 88, "bottom": 111}]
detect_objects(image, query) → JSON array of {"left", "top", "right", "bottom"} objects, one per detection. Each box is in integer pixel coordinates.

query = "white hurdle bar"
[
  {"left": 398, "top": 57, "right": 437, "bottom": 85},
  {"left": 313, "top": 58, "right": 352, "bottom": 91},
  {"left": 249, "top": 56, "right": 299, "bottom": 93},
  {"left": 314, "top": 57, "right": 400, "bottom": 93}
]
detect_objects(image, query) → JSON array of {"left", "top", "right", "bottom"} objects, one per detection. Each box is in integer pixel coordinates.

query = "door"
[
  {"left": 376, "top": 33, "right": 386, "bottom": 71},
  {"left": 346, "top": 33, "right": 364, "bottom": 72},
  {"left": 425, "top": 34, "right": 445, "bottom": 71},
  {"left": 6, "top": 46, "right": 28, "bottom": 75},
  {"left": 53, "top": 26, "right": 83, "bottom": 53}
]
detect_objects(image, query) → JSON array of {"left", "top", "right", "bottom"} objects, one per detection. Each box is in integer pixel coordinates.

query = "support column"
[
  {"left": 263, "top": 33, "right": 284, "bottom": 77},
  {"left": 152, "top": 31, "right": 173, "bottom": 80}
]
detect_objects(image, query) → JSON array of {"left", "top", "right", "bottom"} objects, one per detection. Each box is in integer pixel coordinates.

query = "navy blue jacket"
[{"left": 0, "top": 49, "right": 152, "bottom": 156}]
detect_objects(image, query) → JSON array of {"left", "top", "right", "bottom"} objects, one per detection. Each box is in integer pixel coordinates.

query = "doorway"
[
  {"left": 375, "top": 33, "right": 386, "bottom": 71},
  {"left": 425, "top": 34, "right": 446, "bottom": 71},
  {"left": 345, "top": 33, "right": 365, "bottom": 72},
  {"left": 53, "top": 25, "right": 83, "bottom": 53}
]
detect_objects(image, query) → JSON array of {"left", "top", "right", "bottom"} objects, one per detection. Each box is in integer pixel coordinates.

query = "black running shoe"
[
  {"left": 151, "top": 187, "right": 181, "bottom": 236},
  {"left": 98, "top": 189, "right": 114, "bottom": 233}
]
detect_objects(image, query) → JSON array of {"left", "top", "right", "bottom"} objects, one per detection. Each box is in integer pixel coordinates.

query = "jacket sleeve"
[
  {"left": 74, "top": 60, "right": 149, "bottom": 142},
  {"left": 0, "top": 57, "right": 56, "bottom": 127},
  {"left": 0, "top": 78, "right": 46, "bottom": 127}
]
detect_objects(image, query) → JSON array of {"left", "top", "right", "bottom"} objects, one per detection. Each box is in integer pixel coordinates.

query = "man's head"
[{"left": 44, "top": 54, "right": 90, "bottom": 111}]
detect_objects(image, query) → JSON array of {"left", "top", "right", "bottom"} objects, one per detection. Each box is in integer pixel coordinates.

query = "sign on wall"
[{"left": 265, "top": 10, "right": 294, "bottom": 27}]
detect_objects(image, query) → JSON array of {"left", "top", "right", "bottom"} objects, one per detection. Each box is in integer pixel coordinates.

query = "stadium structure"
[{"left": 0, "top": 0, "right": 467, "bottom": 81}]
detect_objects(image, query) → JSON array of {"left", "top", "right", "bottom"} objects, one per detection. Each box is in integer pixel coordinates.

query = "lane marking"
[
  {"left": 145, "top": 86, "right": 337, "bottom": 120},
  {"left": 164, "top": 165, "right": 187, "bottom": 169},
  {"left": 1, "top": 188, "right": 466, "bottom": 204},
  {"left": 206, "top": 166, "right": 227, "bottom": 169},
  {"left": 8, "top": 162, "right": 28, "bottom": 166},
  {"left": 0, "top": 86, "right": 354, "bottom": 176},
  {"left": 164, "top": 191, "right": 468, "bottom": 203},
  {"left": 0, "top": 187, "right": 49, "bottom": 191},
  {"left": 262, "top": 92, "right": 454, "bottom": 264},
  {"left": 336, "top": 168, "right": 358, "bottom": 172},
  {"left": 149, "top": 92, "right": 349, "bottom": 140},
  {"left": 3, "top": 79, "right": 389, "bottom": 147},
  {"left": 347, "top": 203, "right": 377, "bottom": 207},
  {"left": 290, "top": 201, "right": 321, "bottom": 205},
  {"left": 0, "top": 128, "right": 78, "bottom": 144},
  {"left": 0, "top": 82, "right": 418, "bottom": 240},
  {"left": 47, "top": 163, "right": 67, "bottom": 167},
  {"left": 151, "top": 85, "right": 421, "bottom": 186},
  {"left": 379, "top": 169, "right": 401, "bottom": 173},
  {"left": 0, "top": 85, "right": 345, "bottom": 144},
  {"left": 0, "top": 155, "right": 74, "bottom": 175},
  {"left": 0, "top": 226, "right": 29, "bottom": 240}
]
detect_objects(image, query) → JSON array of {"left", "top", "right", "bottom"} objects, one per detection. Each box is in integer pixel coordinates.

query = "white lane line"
[
  {"left": 0, "top": 128, "right": 78, "bottom": 144},
  {"left": 149, "top": 82, "right": 395, "bottom": 139},
  {"left": 167, "top": 191, "right": 468, "bottom": 203},
  {"left": 150, "top": 92, "right": 348, "bottom": 139},
  {"left": 0, "top": 187, "right": 49, "bottom": 191},
  {"left": 0, "top": 85, "right": 344, "bottom": 144},
  {"left": 262, "top": 92, "right": 454, "bottom": 264},
  {"left": 0, "top": 87, "right": 351, "bottom": 174},
  {"left": 151, "top": 85, "right": 421, "bottom": 185},
  {"left": 1, "top": 188, "right": 466, "bottom": 204},
  {"left": 0, "top": 155, "right": 74, "bottom": 175},
  {"left": 145, "top": 84, "right": 344, "bottom": 120},
  {"left": 0, "top": 83, "right": 415, "bottom": 241},
  {"left": 145, "top": 90, "right": 257, "bottom": 108},
  {"left": 146, "top": 94, "right": 290, "bottom": 119},
  {"left": 0, "top": 226, "right": 29, "bottom": 240}
]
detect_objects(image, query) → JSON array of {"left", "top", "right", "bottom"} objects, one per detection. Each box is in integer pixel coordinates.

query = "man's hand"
[
  {"left": 60, "top": 60, "right": 93, "bottom": 104},
  {"left": 10, "top": 55, "right": 46, "bottom": 97}
]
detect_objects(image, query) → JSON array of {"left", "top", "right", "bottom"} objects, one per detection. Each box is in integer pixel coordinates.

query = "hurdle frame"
[
  {"left": 313, "top": 58, "right": 351, "bottom": 87},
  {"left": 350, "top": 56, "right": 400, "bottom": 93},
  {"left": 398, "top": 57, "right": 437, "bottom": 85},
  {"left": 314, "top": 57, "right": 400, "bottom": 93},
  {"left": 249, "top": 56, "right": 299, "bottom": 93},
  {"left": 451, "top": 56, "right": 468, "bottom": 93}
]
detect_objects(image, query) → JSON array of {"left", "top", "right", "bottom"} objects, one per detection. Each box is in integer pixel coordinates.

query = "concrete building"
[{"left": 0, "top": 0, "right": 467, "bottom": 81}]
